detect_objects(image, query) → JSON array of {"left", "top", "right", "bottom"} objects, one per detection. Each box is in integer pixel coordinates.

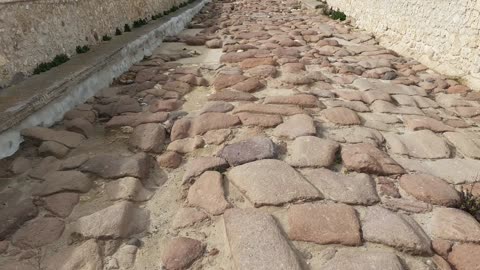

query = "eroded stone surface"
[
  {"left": 72, "top": 201, "right": 150, "bottom": 239},
  {"left": 81, "top": 153, "right": 150, "bottom": 179},
  {"left": 227, "top": 159, "right": 320, "bottom": 207},
  {"left": 341, "top": 143, "right": 405, "bottom": 175},
  {"left": 362, "top": 206, "right": 432, "bottom": 255},
  {"left": 161, "top": 237, "right": 204, "bottom": 270},
  {"left": 224, "top": 208, "right": 302, "bottom": 270},
  {"left": 288, "top": 203, "right": 362, "bottom": 246},
  {"left": 12, "top": 217, "right": 65, "bottom": 248},
  {"left": 302, "top": 168, "right": 379, "bottom": 205},
  {"left": 399, "top": 174, "right": 460, "bottom": 206},
  {"left": 218, "top": 136, "right": 276, "bottom": 166},
  {"left": 431, "top": 208, "right": 480, "bottom": 242},
  {"left": 385, "top": 130, "right": 451, "bottom": 159},
  {"left": 273, "top": 114, "right": 316, "bottom": 139},
  {"left": 187, "top": 171, "right": 230, "bottom": 215},
  {"left": 322, "top": 250, "right": 404, "bottom": 270},
  {"left": 286, "top": 136, "right": 339, "bottom": 167}
]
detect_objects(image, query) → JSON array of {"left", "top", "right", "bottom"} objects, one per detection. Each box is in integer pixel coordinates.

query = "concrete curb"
[{"left": 0, "top": 0, "right": 210, "bottom": 159}]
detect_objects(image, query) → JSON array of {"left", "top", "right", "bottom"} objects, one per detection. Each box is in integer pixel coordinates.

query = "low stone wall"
[
  {"left": 325, "top": 0, "right": 480, "bottom": 90},
  {"left": 0, "top": 0, "right": 187, "bottom": 87}
]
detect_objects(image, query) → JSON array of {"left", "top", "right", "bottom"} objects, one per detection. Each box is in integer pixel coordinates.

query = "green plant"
[
  {"left": 133, "top": 18, "right": 148, "bottom": 28},
  {"left": 328, "top": 9, "right": 346, "bottom": 21},
  {"left": 115, "top": 28, "right": 122, "bottom": 36},
  {"left": 124, "top": 24, "right": 131, "bottom": 32},
  {"left": 459, "top": 184, "right": 480, "bottom": 221},
  {"left": 102, "top": 35, "right": 112, "bottom": 41},
  {"left": 75, "top": 45, "right": 90, "bottom": 54},
  {"left": 33, "top": 53, "right": 70, "bottom": 75}
]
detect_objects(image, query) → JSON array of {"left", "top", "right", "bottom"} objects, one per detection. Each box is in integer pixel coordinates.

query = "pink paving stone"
[
  {"left": 399, "top": 174, "right": 460, "bottom": 207},
  {"left": 227, "top": 159, "right": 321, "bottom": 207},
  {"left": 288, "top": 203, "right": 362, "bottom": 246},
  {"left": 323, "top": 107, "right": 361, "bottom": 125},
  {"left": 187, "top": 171, "right": 231, "bottom": 215},
  {"left": 341, "top": 143, "right": 405, "bottom": 175},
  {"left": 224, "top": 208, "right": 302, "bottom": 270}
]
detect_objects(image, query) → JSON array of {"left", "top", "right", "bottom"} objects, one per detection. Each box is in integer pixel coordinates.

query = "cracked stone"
[
  {"left": 302, "top": 168, "right": 379, "bottom": 205},
  {"left": 227, "top": 159, "right": 320, "bottom": 207},
  {"left": 187, "top": 171, "right": 231, "bottom": 215},
  {"left": 224, "top": 208, "right": 302, "bottom": 270}
]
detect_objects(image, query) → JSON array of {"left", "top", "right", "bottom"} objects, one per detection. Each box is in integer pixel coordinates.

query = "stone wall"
[
  {"left": 325, "top": 0, "right": 480, "bottom": 90},
  {"left": 0, "top": 0, "right": 187, "bottom": 87}
]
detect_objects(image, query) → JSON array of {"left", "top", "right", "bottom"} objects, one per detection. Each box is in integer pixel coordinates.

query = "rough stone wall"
[
  {"left": 0, "top": 0, "right": 187, "bottom": 87},
  {"left": 326, "top": 0, "right": 480, "bottom": 89}
]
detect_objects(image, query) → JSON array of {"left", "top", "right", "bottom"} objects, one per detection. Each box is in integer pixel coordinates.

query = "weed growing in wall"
[
  {"left": 115, "top": 28, "right": 122, "bottom": 36},
  {"left": 329, "top": 9, "right": 346, "bottom": 21},
  {"left": 124, "top": 24, "right": 132, "bottom": 32},
  {"left": 102, "top": 35, "right": 112, "bottom": 41},
  {"left": 33, "top": 54, "right": 70, "bottom": 75},
  {"left": 459, "top": 184, "right": 480, "bottom": 221},
  {"left": 133, "top": 18, "right": 148, "bottom": 28},
  {"left": 75, "top": 45, "right": 90, "bottom": 54}
]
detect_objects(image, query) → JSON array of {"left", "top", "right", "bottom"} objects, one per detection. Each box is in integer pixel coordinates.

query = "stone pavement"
[{"left": 1, "top": 0, "right": 480, "bottom": 269}]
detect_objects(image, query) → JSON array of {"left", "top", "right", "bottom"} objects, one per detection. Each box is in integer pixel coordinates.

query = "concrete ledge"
[{"left": 0, "top": 0, "right": 209, "bottom": 159}]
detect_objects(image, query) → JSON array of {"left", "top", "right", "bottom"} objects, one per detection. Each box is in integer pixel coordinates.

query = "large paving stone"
[
  {"left": 0, "top": 189, "right": 38, "bottom": 239},
  {"left": 35, "top": 171, "right": 92, "bottom": 196},
  {"left": 224, "top": 208, "right": 302, "bottom": 270},
  {"left": 199, "top": 101, "right": 234, "bottom": 115},
  {"left": 264, "top": 94, "right": 319, "bottom": 108},
  {"left": 286, "top": 136, "right": 339, "bottom": 167},
  {"left": 302, "top": 168, "right": 379, "bottom": 205},
  {"left": 322, "top": 250, "right": 405, "bottom": 270},
  {"left": 323, "top": 107, "right": 361, "bottom": 125},
  {"left": 399, "top": 174, "right": 460, "bottom": 206},
  {"left": 384, "top": 130, "right": 451, "bottom": 159},
  {"left": 341, "top": 143, "right": 405, "bottom": 175},
  {"left": 431, "top": 208, "right": 480, "bottom": 242},
  {"left": 21, "top": 127, "right": 85, "bottom": 148},
  {"left": 71, "top": 201, "right": 150, "bottom": 239},
  {"left": 161, "top": 237, "right": 204, "bottom": 270},
  {"left": 324, "top": 126, "right": 384, "bottom": 146},
  {"left": 187, "top": 171, "right": 230, "bottom": 215},
  {"left": 403, "top": 116, "right": 454, "bottom": 132},
  {"left": 394, "top": 157, "right": 480, "bottom": 184},
  {"left": 233, "top": 103, "right": 305, "bottom": 115},
  {"left": 208, "top": 90, "right": 257, "bottom": 102},
  {"left": 43, "top": 239, "right": 103, "bottom": 270},
  {"left": 444, "top": 132, "right": 480, "bottom": 159},
  {"left": 190, "top": 113, "right": 240, "bottom": 135},
  {"left": 167, "top": 136, "right": 204, "bottom": 154},
  {"left": 362, "top": 206, "right": 432, "bottom": 255},
  {"left": 371, "top": 100, "right": 424, "bottom": 115},
  {"left": 43, "top": 192, "right": 79, "bottom": 218},
  {"left": 288, "top": 203, "right": 361, "bottom": 245},
  {"left": 12, "top": 217, "right": 64, "bottom": 248},
  {"left": 218, "top": 136, "right": 276, "bottom": 166},
  {"left": 236, "top": 112, "right": 283, "bottom": 127},
  {"left": 273, "top": 114, "right": 316, "bottom": 139},
  {"left": 39, "top": 141, "right": 70, "bottom": 158},
  {"left": 81, "top": 153, "right": 150, "bottom": 179},
  {"left": 106, "top": 177, "right": 153, "bottom": 202},
  {"left": 182, "top": 157, "right": 228, "bottom": 184},
  {"left": 128, "top": 123, "right": 166, "bottom": 153},
  {"left": 227, "top": 159, "right": 320, "bottom": 207},
  {"left": 171, "top": 208, "right": 208, "bottom": 229},
  {"left": 106, "top": 112, "right": 169, "bottom": 128},
  {"left": 448, "top": 243, "right": 480, "bottom": 270}
]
